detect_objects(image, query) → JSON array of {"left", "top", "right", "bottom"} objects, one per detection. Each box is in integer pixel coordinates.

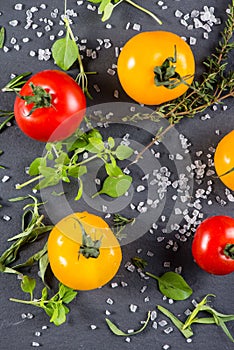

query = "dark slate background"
[{"left": 0, "top": 1, "right": 233, "bottom": 349}]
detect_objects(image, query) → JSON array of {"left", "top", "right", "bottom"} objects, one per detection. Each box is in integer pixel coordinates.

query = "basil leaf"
[
  {"left": 108, "top": 137, "right": 115, "bottom": 149},
  {"left": 93, "top": 174, "right": 132, "bottom": 198},
  {"left": 0, "top": 27, "right": 5, "bottom": 49},
  {"left": 85, "top": 137, "right": 105, "bottom": 153},
  {"left": 59, "top": 284, "right": 77, "bottom": 304},
  {"left": 157, "top": 305, "right": 194, "bottom": 339},
  {"left": 115, "top": 145, "right": 133, "bottom": 160},
  {"left": 52, "top": 31, "right": 78, "bottom": 71},
  {"left": 146, "top": 271, "right": 193, "bottom": 300},
  {"left": 106, "top": 311, "right": 151, "bottom": 336}
]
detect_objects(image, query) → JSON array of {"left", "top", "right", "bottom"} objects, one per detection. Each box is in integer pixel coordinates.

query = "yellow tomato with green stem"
[
  {"left": 214, "top": 130, "right": 234, "bottom": 190},
  {"left": 117, "top": 31, "right": 195, "bottom": 105},
  {"left": 48, "top": 212, "right": 122, "bottom": 290}
]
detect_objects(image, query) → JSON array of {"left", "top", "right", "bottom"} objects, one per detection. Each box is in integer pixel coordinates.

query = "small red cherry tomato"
[
  {"left": 192, "top": 216, "right": 234, "bottom": 275},
  {"left": 14, "top": 70, "right": 86, "bottom": 142}
]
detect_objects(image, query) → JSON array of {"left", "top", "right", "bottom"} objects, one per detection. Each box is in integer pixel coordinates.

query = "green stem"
[
  {"left": 76, "top": 154, "right": 99, "bottom": 167},
  {"left": 124, "top": 0, "right": 162, "bottom": 25},
  {"left": 15, "top": 175, "right": 44, "bottom": 190}
]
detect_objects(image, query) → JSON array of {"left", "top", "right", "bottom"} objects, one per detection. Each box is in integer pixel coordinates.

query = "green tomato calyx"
[
  {"left": 19, "top": 82, "right": 53, "bottom": 115},
  {"left": 154, "top": 45, "right": 192, "bottom": 90},
  {"left": 224, "top": 243, "right": 234, "bottom": 260}
]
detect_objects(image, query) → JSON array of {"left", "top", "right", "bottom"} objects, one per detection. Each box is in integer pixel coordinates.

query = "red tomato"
[
  {"left": 192, "top": 216, "right": 234, "bottom": 275},
  {"left": 14, "top": 70, "right": 86, "bottom": 142}
]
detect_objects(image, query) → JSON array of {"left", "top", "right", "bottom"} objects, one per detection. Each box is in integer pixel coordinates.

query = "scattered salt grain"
[
  {"left": 106, "top": 298, "right": 114, "bottom": 305},
  {"left": 2, "top": 175, "right": 10, "bottom": 183},
  {"left": 34, "top": 332, "right": 41, "bottom": 337},
  {"left": 129, "top": 304, "right": 138, "bottom": 312},
  {"left": 164, "top": 326, "right": 174, "bottom": 334},
  {"left": 3, "top": 215, "right": 11, "bottom": 221},
  {"left": 9, "top": 20, "right": 19, "bottom": 27},
  {"left": 162, "top": 345, "right": 170, "bottom": 350},
  {"left": 14, "top": 3, "right": 23, "bottom": 10},
  {"left": 32, "top": 342, "right": 40, "bottom": 347},
  {"left": 151, "top": 310, "right": 157, "bottom": 321},
  {"left": 159, "top": 320, "right": 168, "bottom": 327},
  {"left": 90, "top": 324, "right": 97, "bottom": 330},
  {"left": 133, "top": 23, "right": 141, "bottom": 31}
]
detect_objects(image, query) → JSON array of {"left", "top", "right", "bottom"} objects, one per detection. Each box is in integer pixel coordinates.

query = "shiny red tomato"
[
  {"left": 14, "top": 70, "right": 86, "bottom": 142},
  {"left": 117, "top": 31, "right": 195, "bottom": 105},
  {"left": 214, "top": 130, "right": 234, "bottom": 190},
  {"left": 192, "top": 216, "right": 234, "bottom": 275},
  {"left": 48, "top": 212, "right": 122, "bottom": 290}
]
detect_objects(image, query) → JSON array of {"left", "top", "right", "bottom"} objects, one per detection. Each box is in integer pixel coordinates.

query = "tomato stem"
[
  {"left": 17, "top": 83, "right": 52, "bottom": 116},
  {"left": 70, "top": 217, "right": 102, "bottom": 259},
  {"left": 154, "top": 46, "right": 193, "bottom": 90},
  {"left": 224, "top": 244, "right": 234, "bottom": 260}
]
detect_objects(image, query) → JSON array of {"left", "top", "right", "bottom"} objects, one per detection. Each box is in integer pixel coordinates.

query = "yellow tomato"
[
  {"left": 214, "top": 130, "right": 234, "bottom": 190},
  {"left": 48, "top": 212, "right": 122, "bottom": 290},
  {"left": 117, "top": 31, "right": 195, "bottom": 105}
]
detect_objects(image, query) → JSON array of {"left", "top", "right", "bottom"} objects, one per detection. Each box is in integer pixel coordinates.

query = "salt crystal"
[
  {"left": 136, "top": 185, "right": 145, "bottom": 192},
  {"left": 133, "top": 23, "right": 141, "bottom": 31},
  {"left": 162, "top": 345, "right": 170, "bottom": 350},
  {"left": 32, "top": 342, "right": 40, "bottom": 347},
  {"left": 164, "top": 326, "right": 174, "bottom": 334},
  {"left": 189, "top": 37, "right": 197, "bottom": 45},
  {"left": 151, "top": 310, "right": 157, "bottom": 321},
  {"left": 3, "top": 215, "right": 11, "bottom": 221},
  {"left": 106, "top": 298, "right": 114, "bottom": 305},
  {"left": 129, "top": 304, "right": 138, "bottom": 312},
  {"left": 9, "top": 20, "right": 19, "bottom": 27},
  {"left": 15, "top": 3, "right": 23, "bottom": 10},
  {"left": 159, "top": 320, "right": 168, "bottom": 327},
  {"left": 34, "top": 332, "right": 41, "bottom": 337},
  {"left": 175, "top": 10, "right": 183, "bottom": 18},
  {"left": 90, "top": 324, "right": 97, "bottom": 330},
  {"left": 125, "top": 337, "right": 131, "bottom": 343}
]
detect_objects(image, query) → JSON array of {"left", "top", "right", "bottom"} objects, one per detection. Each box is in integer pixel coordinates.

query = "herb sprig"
[
  {"left": 16, "top": 129, "right": 134, "bottom": 199},
  {"left": 88, "top": 0, "right": 162, "bottom": 25},
  {"left": 10, "top": 276, "right": 77, "bottom": 326},
  {"left": 52, "top": 0, "right": 95, "bottom": 97},
  {"left": 0, "top": 195, "right": 53, "bottom": 277}
]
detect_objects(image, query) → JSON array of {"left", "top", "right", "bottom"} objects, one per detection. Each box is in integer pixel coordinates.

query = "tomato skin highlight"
[
  {"left": 117, "top": 31, "right": 195, "bottom": 105},
  {"left": 192, "top": 216, "right": 234, "bottom": 275},
  {"left": 14, "top": 70, "right": 86, "bottom": 142},
  {"left": 214, "top": 130, "right": 234, "bottom": 190},
  {"left": 48, "top": 212, "right": 122, "bottom": 290}
]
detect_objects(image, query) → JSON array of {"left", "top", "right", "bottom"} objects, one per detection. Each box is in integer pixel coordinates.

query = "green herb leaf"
[
  {"left": 93, "top": 174, "right": 132, "bottom": 198},
  {"left": 59, "top": 283, "right": 77, "bottom": 304},
  {"left": 106, "top": 311, "right": 151, "bottom": 336},
  {"left": 52, "top": 31, "right": 78, "bottom": 71},
  {"left": 29, "top": 157, "right": 47, "bottom": 176},
  {"left": 21, "top": 276, "right": 36, "bottom": 300},
  {"left": 146, "top": 271, "right": 193, "bottom": 300},
  {"left": 0, "top": 27, "right": 5, "bottom": 49},
  {"left": 105, "top": 163, "right": 123, "bottom": 177},
  {"left": 115, "top": 145, "right": 133, "bottom": 160}
]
